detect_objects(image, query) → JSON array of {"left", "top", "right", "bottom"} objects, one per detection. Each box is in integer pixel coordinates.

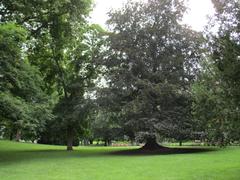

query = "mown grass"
[{"left": 0, "top": 140, "right": 239, "bottom": 180}]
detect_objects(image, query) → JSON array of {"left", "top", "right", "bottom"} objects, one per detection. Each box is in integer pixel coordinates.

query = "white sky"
[{"left": 90, "top": 0, "right": 215, "bottom": 32}]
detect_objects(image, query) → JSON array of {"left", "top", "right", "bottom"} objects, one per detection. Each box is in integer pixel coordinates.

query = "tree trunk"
[
  {"left": 104, "top": 139, "right": 108, "bottom": 146},
  {"left": 141, "top": 137, "right": 164, "bottom": 150},
  {"left": 15, "top": 129, "right": 21, "bottom": 142},
  {"left": 89, "top": 139, "right": 93, "bottom": 145},
  {"left": 9, "top": 130, "right": 14, "bottom": 141},
  {"left": 107, "top": 139, "right": 111, "bottom": 146},
  {"left": 83, "top": 139, "right": 88, "bottom": 146},
  {"left": 179, "top": 141, "right": 182, "bottom": 146},
  {"left": 66, "top": 127, "right": 74, "bottom": 151}
]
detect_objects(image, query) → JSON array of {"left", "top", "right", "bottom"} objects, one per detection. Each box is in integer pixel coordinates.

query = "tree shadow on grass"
[
  {"left": 108, "top": 146, "right": 218, "bottom": 156},
  {"left": 0, "top": 148, "right": 108, "bottom": 166},
  {"left": 0, "top": 146, "right": 218, "bottom": 166}
]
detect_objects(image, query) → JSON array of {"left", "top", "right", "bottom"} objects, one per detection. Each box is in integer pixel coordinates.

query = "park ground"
[{"left": 0, "top": 140, "right": 240, "bottom": 180}]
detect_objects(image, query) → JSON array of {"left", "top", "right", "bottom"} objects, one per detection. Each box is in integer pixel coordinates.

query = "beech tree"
[{"left": 99, "top": 0, "right": 202, "bottom": 149}]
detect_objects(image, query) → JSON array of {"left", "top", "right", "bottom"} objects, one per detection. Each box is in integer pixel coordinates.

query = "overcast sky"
[{"left": 90, "top": 0, "right": 215, "bottom": 31}]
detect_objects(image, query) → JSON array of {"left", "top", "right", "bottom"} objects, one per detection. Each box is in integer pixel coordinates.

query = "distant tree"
[
  {"left": 99, "top": 0, "right": 202, "bottom": 149},
  {"left": 91, "top": 110, "right": 124, "bottom": 146}
]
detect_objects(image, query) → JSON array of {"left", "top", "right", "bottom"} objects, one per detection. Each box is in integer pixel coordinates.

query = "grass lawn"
[{"left": 0, "top": 140, "right": 240, "bottom": 180}]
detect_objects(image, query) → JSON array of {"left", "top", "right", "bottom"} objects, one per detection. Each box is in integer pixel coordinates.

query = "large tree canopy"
[{"left": 98, "top": 0, "right": 202, "bottom": 148}]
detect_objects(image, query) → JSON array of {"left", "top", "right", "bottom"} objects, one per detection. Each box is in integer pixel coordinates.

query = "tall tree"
[
  {"left": 0, "top": 23, "right": 52, "bottom": 141},
  {"left": 0, "top": 0, "right": 106, "bottom": 150},
  {"left": 192, "top": 0, "right": 240, "bottom": 145},
  {"left": 99, "top": 0, "right": 202, "bottom": 149}
]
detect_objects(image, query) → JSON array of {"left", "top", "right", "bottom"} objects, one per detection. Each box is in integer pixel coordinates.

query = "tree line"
[{"left": 0, "top": 0, "right": 239, "bottom": 150}]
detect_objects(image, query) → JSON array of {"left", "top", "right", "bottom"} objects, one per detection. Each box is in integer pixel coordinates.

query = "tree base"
[
  {"left": 140, "top": 138, "right": 165, "bottom": 151},
  {"left": 67, "top": 146, "right": 73, "bottom": 151}
]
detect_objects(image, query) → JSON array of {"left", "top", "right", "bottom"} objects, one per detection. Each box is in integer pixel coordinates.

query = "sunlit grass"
[{"left": 0, "top": 140, "right": 239, "bottom": 180}]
